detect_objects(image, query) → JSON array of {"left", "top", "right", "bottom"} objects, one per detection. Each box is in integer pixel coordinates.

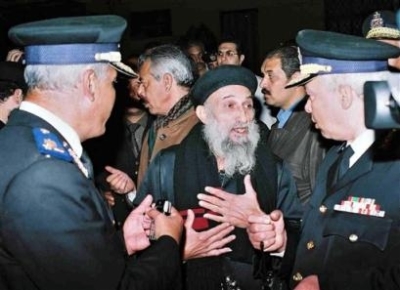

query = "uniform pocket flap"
[{"left": 323, "top": 211, "right": 392, "bottom": 250}]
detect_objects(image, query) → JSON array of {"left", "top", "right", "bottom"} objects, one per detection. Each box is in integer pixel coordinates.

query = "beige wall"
[{"left": 85, "top": 0, "right": 325, "bottom": 67}]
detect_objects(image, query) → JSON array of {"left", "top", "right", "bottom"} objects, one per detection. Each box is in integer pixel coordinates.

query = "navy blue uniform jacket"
[
  {"left": 0, "top": 110, "right": 181, "bottom": 290},
  {"left": 290, "top": 134, "right": 400, "bottom": 290}
]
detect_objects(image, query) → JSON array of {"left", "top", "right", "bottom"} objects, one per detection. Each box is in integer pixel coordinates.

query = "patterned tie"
[{"left": 80, "top": 150, "right": 94, "bottom": 180}]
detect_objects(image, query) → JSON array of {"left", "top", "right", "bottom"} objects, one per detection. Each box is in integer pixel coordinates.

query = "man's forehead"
[
  {"left": 210, "top": 85, "right": 252, "bottom": 99},
  {"left": 188, "top": 46, "right": 203, "bottom": 53},
  {"left": 262, "top": 57, "right": 281, "bottom": 69},
  {"left": 138, "top": 60, "right": 151, "bottom": 76},
  {"left": 218, "top": 42, "right": 237, "bottom": 50}
]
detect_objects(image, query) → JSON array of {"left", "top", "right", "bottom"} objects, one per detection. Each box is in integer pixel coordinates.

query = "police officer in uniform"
[
  {"left": 0, "top": 15, "right": 182, "bottom": 290},
  {"left": 246, "top": 30, "right": 400, "bottom": 290}
]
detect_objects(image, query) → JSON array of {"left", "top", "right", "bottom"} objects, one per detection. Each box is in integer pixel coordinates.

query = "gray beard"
[{"left": 202, "top": 118, "right": 260, "bottom": 177}]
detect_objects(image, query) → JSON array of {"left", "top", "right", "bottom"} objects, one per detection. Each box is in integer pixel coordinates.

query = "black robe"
[{"left": 137, "top": 123, "right": 303, "bottom": 290}]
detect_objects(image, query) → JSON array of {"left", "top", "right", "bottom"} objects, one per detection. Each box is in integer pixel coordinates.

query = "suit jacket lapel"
[{"left": 328, "top": 146, "right": 373, "bottom": 193}]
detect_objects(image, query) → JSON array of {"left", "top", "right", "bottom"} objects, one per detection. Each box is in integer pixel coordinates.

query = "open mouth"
[{"left": 232, "top": 126, "right": 249, "bottom": 134}]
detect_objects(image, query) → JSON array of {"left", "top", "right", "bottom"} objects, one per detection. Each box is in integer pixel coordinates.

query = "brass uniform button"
[
  {"left": 349, "top": 234, "right": 358, "bottom": 242},
  {"left": 293, "top": 272, "right": 303, "bottom": 282},
  {"left": 306, "top": 241, "right": 315, "bottom": 250},
  {"left": 319, "top": 205, "right": 327, "bottom": 213}
]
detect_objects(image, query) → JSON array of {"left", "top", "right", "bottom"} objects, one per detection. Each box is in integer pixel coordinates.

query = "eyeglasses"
[{"left": 217, "top": 50, "right": 239, "bottom": 57}]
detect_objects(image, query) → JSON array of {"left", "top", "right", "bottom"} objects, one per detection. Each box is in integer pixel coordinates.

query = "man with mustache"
[
  {"left": 260, "top": 46, "right": 332, "bottom": 204},
  {"left": 135, "top": 65, "right": 302, "bottom": 290}
]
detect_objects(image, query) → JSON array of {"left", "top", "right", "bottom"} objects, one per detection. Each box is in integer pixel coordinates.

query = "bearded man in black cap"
[
  {"left": 135, "top": 65, "right": 303, "bottom": 290},
  {"left": 245, "top": 30, "right": 400, "bottom": 290},
  {"left": 0, "top": 15, "right": 183, "bottom": 290}
]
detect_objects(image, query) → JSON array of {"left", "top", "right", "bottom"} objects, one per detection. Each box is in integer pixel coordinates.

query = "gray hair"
[
  {"left": 138, "top": 44, "right": 194, "bottom": 88},
  {"left": 323, "top": 71, "right": 400, "bottom": 99},
  {"left": 24, "top": 63, "right": 110, "bottom": 92}
]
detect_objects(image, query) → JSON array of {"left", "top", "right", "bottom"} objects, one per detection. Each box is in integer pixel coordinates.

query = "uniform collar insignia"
[{"left": 33, "top": 128, "right": 72, "bottom": 162}]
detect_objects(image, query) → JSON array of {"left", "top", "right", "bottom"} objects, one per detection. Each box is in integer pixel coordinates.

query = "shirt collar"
[
  {"left": 276, "top": 97, "right": 304, "bottom": 128},
  {"left": 347, "top": 129, "right": 375, "bottom": 167},
  {"left": 20, "top": 101, "right": 83, "bottom": 157}
]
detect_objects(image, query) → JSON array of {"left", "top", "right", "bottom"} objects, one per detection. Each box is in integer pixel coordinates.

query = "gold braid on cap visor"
[
  {"left": 300, "top": 63, "right": 332, "bottom": 75},
  {"left": 366, "top": 27, "right": 400, "bottom": 40}
]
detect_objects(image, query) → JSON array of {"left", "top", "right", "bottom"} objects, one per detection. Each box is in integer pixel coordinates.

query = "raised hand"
[
  {"left": 123, "top": 195, "right": 154, "bottom": 255},
  {"left": 105, "top": 165, "right": 135, "bottom": 194},
  {"left": 147, "top": 205, "right": 183, "bottom": 244},
  {"left": 123, "top": 195, "right": 184, "bottom": 255},
  {"left": 183, "top": 209, "right": 236, "bottom": 260},
  {"left": 198, "top": 175, "right": 263, "bottom": 228}
]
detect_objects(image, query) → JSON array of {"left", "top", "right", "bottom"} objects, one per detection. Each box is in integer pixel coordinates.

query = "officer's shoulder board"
[{"left": 32, "top": 127, "right": 73, "bottom": 162}]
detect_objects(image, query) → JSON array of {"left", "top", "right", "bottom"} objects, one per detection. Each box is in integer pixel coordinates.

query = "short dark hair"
[
  {"left": 264, "top": 46, "right": 300, "bottom": 78},
  {"left": 184, "top": 39, "right": 205, "bottom": 52},
  {"left": 217, "top": 36, "right": 244, "bottom": 55},
  {"left": 0, "top": 81, "right": 20, "bottom": 101}
]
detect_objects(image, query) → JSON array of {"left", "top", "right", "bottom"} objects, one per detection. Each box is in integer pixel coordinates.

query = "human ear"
[
  {"left": 195, "top": 105, "right": 209, "bottom": 124},
  {"left": 163, "top": 73, "right": 173, "bottom": 92},
  {"left": 83, "top": 69, "right": 96, "bottom": 101},
  {"left": 338, "top": 84, "right": 355, "bottom": 110},
  {"left": 12, "top": 89, "right": 23, "bottom": 103}
]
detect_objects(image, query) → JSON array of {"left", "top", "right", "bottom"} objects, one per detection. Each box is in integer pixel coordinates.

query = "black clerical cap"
[
  {"left": 190, "top": 65, "right": 257, "bottom": 106},
  {"left": 8, "top": 15, "right": 137, "bottom": 78}
]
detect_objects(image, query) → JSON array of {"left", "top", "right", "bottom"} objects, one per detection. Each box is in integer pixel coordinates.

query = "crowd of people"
[{"left": 0, "top": 8, "right": 399, "bottom": 290}]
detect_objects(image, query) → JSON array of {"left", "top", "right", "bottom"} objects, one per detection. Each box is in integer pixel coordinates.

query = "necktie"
[
  {"left": 328, "top": 145, "right": 354, "bottom": 188},
  {"left": 127, "top": 123, "right": 143, "bottom": 158},
  {"left": 80, "top": 150, "right": 94, "bottom": 180}
]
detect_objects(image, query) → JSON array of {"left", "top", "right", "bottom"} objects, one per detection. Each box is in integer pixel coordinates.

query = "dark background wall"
[{"left": 0, "top": 0, "right": 399, "bottom": 72}]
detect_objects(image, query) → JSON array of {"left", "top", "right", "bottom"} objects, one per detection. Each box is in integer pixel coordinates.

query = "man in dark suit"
[
  {"left": 0, "top": 15, "right": 183, "bottom": 290},
  {"left": 246, "top": 30, "right": 400, "bottom": 289},
  {"left": 260, "top": 45, "right": 331, "bottom": 205}
]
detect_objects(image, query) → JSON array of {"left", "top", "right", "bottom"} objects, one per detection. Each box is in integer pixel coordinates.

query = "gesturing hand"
[
  {"left": 123, "top": 195, "right": 184, "bottom": 255},
  {"left": 123, "top": 195, "right": 153, "bottom": 255},
  {"left": 105, "top": 166, "right": 135, "bottom": 194},
  {"left": 183, "top": 209, "right": 236, "bottom": 261},
  {"left": 247, "top": 210, "right": 287, "bottom": 253},
  {"left": 197, "top": 175, "right": 263, "bottom": 228}
]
